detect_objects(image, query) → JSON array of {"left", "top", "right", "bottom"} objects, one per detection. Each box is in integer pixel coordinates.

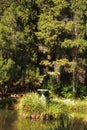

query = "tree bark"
[
  {"left": 73, "top": 58, "right": 78, "bottom": 98},
  {"left": 72, "top": 13, "right": 79, "bottom": 98},
  {"left": 54, "top": 64, "right": 62, "bottom": 89}
]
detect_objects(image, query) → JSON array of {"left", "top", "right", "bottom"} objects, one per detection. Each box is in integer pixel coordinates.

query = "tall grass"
[
  {"left": 71, "top": 98, "right": 87, "bottom": 112},
  {"left": 18, "top": 92, "right": 46, "bottom": 118},
  {"left": 18, "top": 92, "right": 68, "bottom": 120}
]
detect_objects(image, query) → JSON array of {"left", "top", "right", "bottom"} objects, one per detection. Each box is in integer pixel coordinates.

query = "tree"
[
  {"left": 62, "top": 0, "right": 87, "bottom": 97},
  {"left": 0, "top": 0, "right": 39, "bottom": 95},
  {"left": 37, "top": 0, "right": 73, "bottom": 93},
  {"left": 37, "top": 0, "right": 87, "bottom": 97}
]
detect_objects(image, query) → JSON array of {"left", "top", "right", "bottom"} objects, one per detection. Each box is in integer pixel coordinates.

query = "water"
[{"left": 0, "top": 109, "right": 87, "bottom": 130}]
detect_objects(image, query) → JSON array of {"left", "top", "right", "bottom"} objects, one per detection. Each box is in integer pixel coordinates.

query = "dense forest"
[{"left": 0, "top": 0, "right": 87, "bottom": 98}]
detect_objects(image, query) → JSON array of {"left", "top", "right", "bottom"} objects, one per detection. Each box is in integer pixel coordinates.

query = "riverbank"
[
  {"left": 17, "top": 93, "right": 87, "bottom": 120},
  {"left": 0, "top": 93, "right": 87, "bottom": 121}
]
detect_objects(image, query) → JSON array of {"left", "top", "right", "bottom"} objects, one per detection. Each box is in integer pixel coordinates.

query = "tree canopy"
[{"left": 0, "top": 0, "right": 87, "bottom": 98}]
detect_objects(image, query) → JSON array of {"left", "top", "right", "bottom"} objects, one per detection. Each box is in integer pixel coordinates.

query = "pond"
[{"left": 0, "top": 109, "right": 87, "bottom": 130}]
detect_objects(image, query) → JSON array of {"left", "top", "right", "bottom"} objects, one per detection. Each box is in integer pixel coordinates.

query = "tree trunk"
[
  {"left": 73, "top": 59, "right": 78, "bottom": 98},
  {"left": 72, "top": 13, "right": 79, "bottom": 98},
  {"left": 57, "top": 65, "right": 62, "bottom": 88},
  {"left": 54, "top": 64, "right": 62, "bottom": 89}
]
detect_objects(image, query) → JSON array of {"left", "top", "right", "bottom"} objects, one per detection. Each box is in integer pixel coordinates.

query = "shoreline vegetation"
[
  {"left": 2, "top": 92, "right": 86, "bottom": 120},
  {"left": 0, "top": 92, "right": 87, "bottom": 121}
]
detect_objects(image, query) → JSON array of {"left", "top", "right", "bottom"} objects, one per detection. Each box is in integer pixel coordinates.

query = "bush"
[
  {"left": 45, "top": 102, "right": 68, "bottom": 119},
  {"left": 61, "top": 85, "right": 73, "bottom": 98},
  {"left": 42, "top": 76, "right": 58, "bottom": 98},
  {"left": 18, "top": 92, "right": 46, "bottom": 117},
  {"left": 18, "top": 92, "right": 68, "bottom": 120}
]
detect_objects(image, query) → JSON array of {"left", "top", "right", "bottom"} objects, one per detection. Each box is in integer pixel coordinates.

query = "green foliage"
[
  {"left": 45, "top": 76, "right": 58, "bottom": 96},
  {"left": 67, "top": 98, "right": 87, "bottom": 114},
  {"left": 61, "top": 85, "right": 73, "bottom": 98},
  {"left": 62, "top": 39, "right": 87, "bottom": 53},
  {"left": 0, "top": 58, "right": 20, "bottom": 85},
  {"left": 55, "top": 59, "right": 75, "bottom": 73},
  {"left": 0, "top": 0, "right": 38, "bottom": 89},
  {"left": 0, "top": 97, "right": 16, "bottom": 109},
  {"left": 19, "top": 93, "right": 46, "bottom": 117},
  {"left": 25, "top": 66, "right": 41, "bottom": 84},
  {"left": 0, "top": 0, "right": 87, "bottom": 98},
  {"left": 40, "top": 60, "right": 50, "bottom": 66},
  {"left": 77, "top": 85, "right": 87, "bottom": 98},
  {"left": 37, "top": 0, "right": 69, "bottom": 48},
  {"left": 18, "top": 92, "right": 68, "bottom": 119}
]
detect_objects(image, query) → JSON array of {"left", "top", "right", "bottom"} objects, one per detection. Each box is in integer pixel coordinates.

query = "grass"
[
  {"left": 18, "top": 92, "right": 68, "bottom": 120},
  {"left": 0, "top": 92, "right": 87, "bottom": 121},
  {"left": 70, "top": 98, "right": 87, "bottom": 112},
  {"left": 12, "top": 92, "right": 87, "bottom": 120}
]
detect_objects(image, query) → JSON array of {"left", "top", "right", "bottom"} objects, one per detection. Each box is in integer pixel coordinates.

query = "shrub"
[
  {"left": 18, "top": 92, "right": 46, "bottom": 117},
  {"left": 18, "top": 92, "right": 68, "bottom": 120},
  {"left": 61, "top": 85, "right": 73, "bottom": 98},
  {"left": 45, "top": 102, "right": 68, "bottom": 119}
]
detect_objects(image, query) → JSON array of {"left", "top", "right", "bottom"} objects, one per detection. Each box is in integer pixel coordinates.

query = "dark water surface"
[{"left": 0, "top": 109, "right": 87, "bottom": 130}]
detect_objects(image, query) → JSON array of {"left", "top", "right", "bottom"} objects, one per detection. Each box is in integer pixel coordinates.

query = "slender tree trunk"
[
  {"left": 57, "top": 65, "right": 62, "bottom": 88},
  {"left": 72, "top": 13, "right": 78, "bottom": 98},
  {"left": 54, "top": 64, "right": 62, "bottom": 89},
  {"left": 73, "top": 57, "right": 78, "bottom": 97}
]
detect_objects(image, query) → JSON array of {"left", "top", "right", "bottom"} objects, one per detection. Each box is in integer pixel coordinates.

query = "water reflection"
[
  {"left": 0, "top": 110, "right": 17, "bottom": 130},
  {"left": 0, "top": 109, "right": 87, "bottom": 130}
]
